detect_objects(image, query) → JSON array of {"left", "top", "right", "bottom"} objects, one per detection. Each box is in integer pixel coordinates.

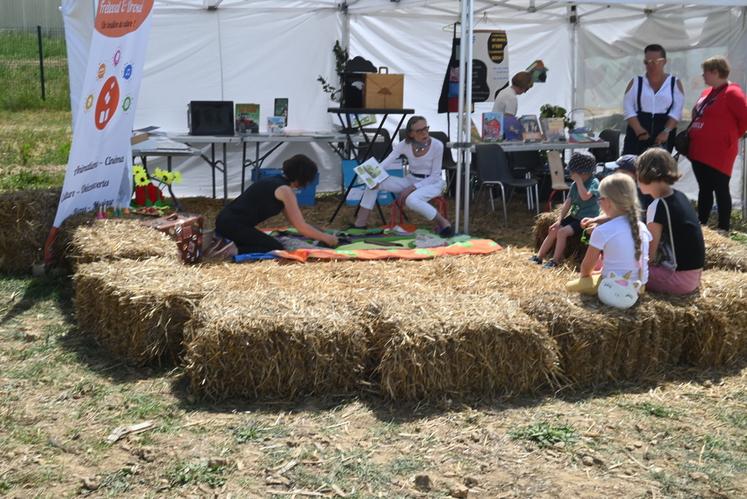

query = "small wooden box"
[{"left": 364, "top": 68, "right": 404, "bottom": 109}]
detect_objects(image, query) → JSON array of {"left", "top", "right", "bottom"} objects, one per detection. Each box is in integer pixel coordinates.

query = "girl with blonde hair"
[{"left": 566, "top": 173, "right": 652, "bottom": 294}]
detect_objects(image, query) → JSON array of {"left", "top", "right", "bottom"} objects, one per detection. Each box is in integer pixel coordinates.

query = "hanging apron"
[{"left": 622, "top": 75, "right": 677, "bottom": 155}]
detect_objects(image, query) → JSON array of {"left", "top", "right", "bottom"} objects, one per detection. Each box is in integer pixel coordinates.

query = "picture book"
[
  {"left": 353, "top": 157, "right": 390, "bottom": 188},
  {"left": 267, "top": 116, "right": 285, "bottom": 134},
  {"left": 482, "top": 112, "right": 504, "bottom": 142},
  {"left": 519, "top": 115, "right": 543, "bottom": 141},
  {"left": 470, "top": 120, "right": 482, "bottom": 143},
  {"left": 235, "top": 103, "right": 260, "bottom": 133},
  {"left": 503, "top": 115, "right": 524, "bottom": 142},
  {"left": 274, "top": 98, "right": 288, "bottom": 127},
  {"left": 541, "top": 117, "right": 565, "bottom": 142},
  {"left": 568, "top": 127, "right": 597, "bottom": 143}
]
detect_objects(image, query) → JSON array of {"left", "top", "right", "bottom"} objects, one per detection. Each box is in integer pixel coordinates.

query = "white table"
[{"left": 240, "top": 132, "right": 350, "bottom": 192}]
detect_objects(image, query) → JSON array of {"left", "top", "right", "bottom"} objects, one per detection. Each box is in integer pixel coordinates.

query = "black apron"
[{"left": 622, "top": 75, "right": 677, "bottom": 155}]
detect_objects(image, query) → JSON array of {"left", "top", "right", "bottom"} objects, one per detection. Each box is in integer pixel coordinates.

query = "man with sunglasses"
[{"left": 622, "top": 44, "right": 684, "bottom": 155}]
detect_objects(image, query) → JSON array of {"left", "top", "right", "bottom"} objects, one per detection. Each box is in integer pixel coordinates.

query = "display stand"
[{"left": 327, "top": 107, "right": 414, "bottom": 224}]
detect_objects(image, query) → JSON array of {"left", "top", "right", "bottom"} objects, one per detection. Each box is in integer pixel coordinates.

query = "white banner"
[
  {"left": 472, "top": 30, "right": 509, "bottom": 103},
  {"left": 53, "top": 0, "right": 155, "bottom": 228}
]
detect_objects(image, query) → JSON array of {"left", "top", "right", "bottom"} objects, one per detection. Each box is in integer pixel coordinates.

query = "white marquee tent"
[{"left": 62, "top": 0, "right": 747, "bottom": 210}]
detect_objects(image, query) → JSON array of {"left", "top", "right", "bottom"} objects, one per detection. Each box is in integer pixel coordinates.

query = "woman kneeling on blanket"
[
  {"left": 352, "top": 116, "right": 453, "bottom": 237},
  {"left": 566, "top": 173, "right": 652, "bottom": 294},
  {"left": 207, "top": 155, "right": 338, "bottom": 259}
]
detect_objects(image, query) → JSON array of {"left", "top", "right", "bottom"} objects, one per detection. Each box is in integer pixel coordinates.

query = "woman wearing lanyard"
[
  {"left": 687, "top": 56, "right": 747, "bottom": 232},
  {"left": 622, "top": 44, "right": 684, "bottom": 155},
  {"left": 352, "top": 116, "right": 453, "bottom": 236}
]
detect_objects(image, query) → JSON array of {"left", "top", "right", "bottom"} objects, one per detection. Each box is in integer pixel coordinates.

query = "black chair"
[
  {"left": 508, "top": 150, "right": 546, "bottom": 178},
  {"left": 474, "top": 144, "right": 539, "bottom": 225},
  {"left": 591, "top": 129, "right": 621, "bottom": 163},
  {"left": 356, "top": 128, "right": 392, "bottom": 162}
]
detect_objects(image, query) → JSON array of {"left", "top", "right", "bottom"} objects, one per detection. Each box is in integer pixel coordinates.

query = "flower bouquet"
[{"left": 131, "top": 165, "right": 183, "bottom": 215}]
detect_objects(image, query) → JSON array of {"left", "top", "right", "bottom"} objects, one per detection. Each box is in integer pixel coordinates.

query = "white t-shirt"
[
  {"left": 492, "top": 86, "right": 518, "bottom": 115},
  {"left": 589, "top": 215, "right": 652, "bottom": 283}
]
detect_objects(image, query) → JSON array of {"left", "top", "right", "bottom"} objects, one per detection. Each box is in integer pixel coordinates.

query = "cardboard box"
[{"left": 364, "top": 68, "right": 404, "bottom": 109}]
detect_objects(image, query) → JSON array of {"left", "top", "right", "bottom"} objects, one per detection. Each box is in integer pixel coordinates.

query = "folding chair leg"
[
  {"left": 489, "top": 186, "right": 495, "bottom": 212},
  {"left": 534, "top": 184, "right": 540, "bottom": 215},
  {"left": 499, "top": 184, "right": 507, "bottom": 226}
]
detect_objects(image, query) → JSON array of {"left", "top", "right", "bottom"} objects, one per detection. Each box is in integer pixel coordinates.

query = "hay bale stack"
[
  {"left": 522, "top": 292, "right": 689, "bottom": 386},
  {"left": 377, "top": 290, "right": 560, "bottom": 400},
  {"left": 531, "top": 211, "right": 585, "bottom": 262},
  {"left": 184, "top": 287, "right": 376, "bottom": 401},
  {"left": 74, "top": 257, "right": 210, "bottom": 365},
  {"left": 702, "top": 227, "right": 747, "bottom": 272},
  {"left": 68, "top": 219, "right": 177, "bottom": 267},
  {"left": 0, "top": 188, "right": 61, "bottom": 273},
  {"left": 681, "top": 271, "right": 747, "bottom": 366}
]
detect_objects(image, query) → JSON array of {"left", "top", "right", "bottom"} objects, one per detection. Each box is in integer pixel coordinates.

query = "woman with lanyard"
[
  {"left": 352, "top": 116, "right": 453, "bottom": 236},
  {"left": 622, "top": 44, "right": 684, "bottom": 155},
  {"left": 687, "top": 56, "right": 747, "bottom": 232}
]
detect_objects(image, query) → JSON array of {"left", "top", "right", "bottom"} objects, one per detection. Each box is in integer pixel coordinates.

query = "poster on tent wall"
[
  {"left": 51, "top": 0, "right": 154, "bottom": 230},
  {"left": 438, "top": 30, "right": 509, "bottom": 113}
]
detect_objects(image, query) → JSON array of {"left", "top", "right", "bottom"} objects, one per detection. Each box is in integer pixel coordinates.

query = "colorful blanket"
[{"left": 234, "top": 228, "right": 502, "bottom": 263}]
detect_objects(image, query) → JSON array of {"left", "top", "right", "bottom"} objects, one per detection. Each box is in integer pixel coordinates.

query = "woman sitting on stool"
[
  {"left": 352, "top": 116, "right": 453, "bottom": 236},
  {"left": 208, "top": 154, "right": 338, "bottom": 259}
]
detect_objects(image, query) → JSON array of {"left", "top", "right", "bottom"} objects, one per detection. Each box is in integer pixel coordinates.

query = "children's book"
[
  {"left": 503, "top": 115, "right": 524, "bottom": 142},
  {"left": 519, "top": 115, "right": 543, "bottom": 141},
  {"left": 541, "top": 117, "right": 565, "bottom": 142},
  {"left": 274, "top": 98, "right": 288, "bottom": 127},
  {"left": 353, "top": 157, "right": 389, "bottom": 188},
  {"left": 482, "top": 112, "right": 504, "bottom": 142},
  {"left": 267, "top": 116, "right": 285, "bottom": 134},
  {"left": 235, "top": 103, "right": 260, "bottom": 133}
]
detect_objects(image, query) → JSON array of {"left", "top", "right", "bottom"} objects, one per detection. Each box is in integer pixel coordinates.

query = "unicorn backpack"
[{"left": 597, "top": 271, "right": 642, "bottom": 309}]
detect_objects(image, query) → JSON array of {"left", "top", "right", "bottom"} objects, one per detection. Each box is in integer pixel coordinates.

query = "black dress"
[
  {"left": 622, "top": 75, "right": 677, "bottom": 155},
  {"left": 215, "top": 175, "right": 289, "bottom": 253}
]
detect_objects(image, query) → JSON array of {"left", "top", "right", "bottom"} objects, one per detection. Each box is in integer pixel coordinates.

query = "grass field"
[{"left": 1, "top": 109, "right": 746, "bottom": 496}]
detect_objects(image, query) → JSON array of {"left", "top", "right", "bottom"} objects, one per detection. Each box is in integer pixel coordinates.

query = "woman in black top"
[
  {"left": 209, "top": 155, "right": 338, "bottom": 258},
  {"left": 636, "top": 149, "right": 704, "bottom": 294}
]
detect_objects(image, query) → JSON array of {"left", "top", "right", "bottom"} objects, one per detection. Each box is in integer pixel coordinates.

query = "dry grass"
[
  {"left": 702, "top": 226, "right": 747, "bottom": 271},
  {"left": 531, "top": 210, "right": 585, "bottom": 262}
]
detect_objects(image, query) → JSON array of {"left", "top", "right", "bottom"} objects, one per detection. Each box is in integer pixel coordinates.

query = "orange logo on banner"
[
  {"left": 95, "top": 76, "right": 120, "bottom": 130},
  {"left": 95, "top": 0, "right": 154, "bottom": 38}
]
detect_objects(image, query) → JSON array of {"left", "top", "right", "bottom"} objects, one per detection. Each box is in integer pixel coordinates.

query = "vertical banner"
[
  {"left": 438, "top": 29, "right": 509, "bottom": 113},
  {"left": 52, "top": 0, "right": 154, "bottom": 230}
]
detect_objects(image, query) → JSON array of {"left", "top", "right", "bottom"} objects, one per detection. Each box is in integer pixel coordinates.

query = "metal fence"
[{"left": 0, "top": 26, "right": 70, "bottom": 111}]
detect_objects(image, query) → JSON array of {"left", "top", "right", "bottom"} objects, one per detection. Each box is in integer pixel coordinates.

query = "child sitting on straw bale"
[
  {"left": 637, "top": 148, "right": 705, "bottom": 294},
  {"left": 531, "top": 151, "right": 600, "bottom": 268},
  {"left": 566, "top": 173, "right": 652, "bottom": 294},
  {"left": 207, "top": 155, "right": 338, "bottom": 259}
]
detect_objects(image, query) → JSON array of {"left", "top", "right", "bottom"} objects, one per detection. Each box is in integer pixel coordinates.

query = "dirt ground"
[{"left": 1, "top": 192, "right": 746, "bottom": 498}]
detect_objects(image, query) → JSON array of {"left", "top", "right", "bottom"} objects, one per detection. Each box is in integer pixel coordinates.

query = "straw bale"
[
  {"left": 68, "top": 219, "right": 177, "bottom": 267},
  {"left": 377, "top": 290, "right": 560, "bottom": 400},
  {"left": 521, "top": 292, "right": 692, "bottom": 386},
  {"left": 184, "top": 287, "right": 376, "bottom": 401},
  {"left": 702, "top": 227, "right": 747, "bottom": 272},
  {"left": 532, "top": 211, "right": 585, "bottom": 262},
  {"left": 681, "top": 271, "right": 747, "bottom": 366},
  {"left": 0, "top": 188, "right": 61, "bottom": 273},
  {"left": 74, "top": 257, "right": 211, "bottom": 365}
]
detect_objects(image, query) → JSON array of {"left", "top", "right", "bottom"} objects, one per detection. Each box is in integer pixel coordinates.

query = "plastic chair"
[
  {"left": 591, "top": 129, "right": 621, "bottom": 163},
  {"left": 474, "top": 144, "right": 539, "bottom": 225},
  {"left": 546, "top": 152, "right": 570, "bottom": 211}
]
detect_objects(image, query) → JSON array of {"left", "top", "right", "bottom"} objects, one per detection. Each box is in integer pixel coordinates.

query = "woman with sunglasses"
[
  {"left": 622, "top": 44, "right": 684, "bottom": 156},
  {"left": 352, "top": 116, "right": 453, "bottom": 236}
]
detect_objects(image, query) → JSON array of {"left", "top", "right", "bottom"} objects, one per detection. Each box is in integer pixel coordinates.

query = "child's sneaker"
[
  {"left": 206, "top": 239, "right": 238, "bottom": 260},
  {"left": 529, "top": 255, "right": 542, "bottom": 264},
  {"left": 542, "top": 259, "right": 558, "bottom": 269}
]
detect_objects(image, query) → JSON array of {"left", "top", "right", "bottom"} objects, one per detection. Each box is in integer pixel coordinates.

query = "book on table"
[
  {"left": 353, "top": 157, "right": 390, "bottom": 188},
  {"left": 541, "top": 117, "right": 566, "bottom": 142},
  {"left": 274, "top": 98, "right": 288, "bottom": 126},
  {"left": 519, "top": 115, "right": 543, "bottom": 141},
  {"left": 482, "top": 112, "right": 504, "bottom": 142},
  {"left": 503, "top": 115, "right": 524, "bottom": 142},
  {"left": 267, "top": 116, "right": 286, "bottom": 134},
  {"left": 235, "top": 103, "right": 260, "bottom": 133}
]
